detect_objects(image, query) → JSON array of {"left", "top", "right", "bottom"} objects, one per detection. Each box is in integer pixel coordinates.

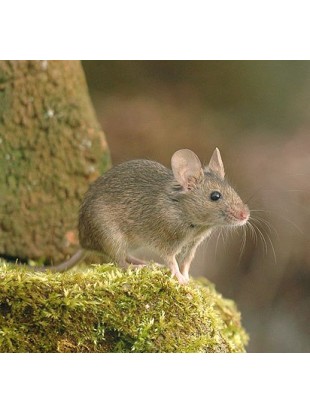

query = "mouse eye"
[{"left": 210, "top": 191, "right": 221, "bottom": 201}]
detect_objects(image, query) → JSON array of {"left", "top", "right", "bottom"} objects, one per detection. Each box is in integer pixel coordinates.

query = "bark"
[{"left": 0, "top": 60, "right": 110, "bottom": 263}]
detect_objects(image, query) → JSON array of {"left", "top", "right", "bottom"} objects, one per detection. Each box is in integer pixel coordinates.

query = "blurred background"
[{"left": 82, "top": 61, "right": 310, "bottom": 353}]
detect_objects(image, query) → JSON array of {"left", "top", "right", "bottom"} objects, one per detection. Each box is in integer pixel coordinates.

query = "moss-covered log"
[
  {"left": 0, "top": 262, "right": 248, "bottom": 352},
  {"left": 0, "top": 60, "right": 110, "bottom": 263}
]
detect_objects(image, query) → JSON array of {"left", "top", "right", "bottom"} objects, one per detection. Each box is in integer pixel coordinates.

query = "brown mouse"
[{"left": 26, "top": 148, "right": 250, "bottom": 284}]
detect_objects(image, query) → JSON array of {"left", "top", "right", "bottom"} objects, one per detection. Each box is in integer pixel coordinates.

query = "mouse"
[{"left": 23, "top": 148, "right": 250, "bottom": 284}]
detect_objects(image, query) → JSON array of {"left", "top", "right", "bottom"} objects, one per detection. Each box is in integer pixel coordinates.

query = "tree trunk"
[{"left": 0, "top": 60, "right": 110, "bottom": 263}]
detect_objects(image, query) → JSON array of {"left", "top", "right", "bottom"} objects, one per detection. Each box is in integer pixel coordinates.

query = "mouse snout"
[
  {"left": 236, "top": 204, "right": 250, "bottom": 222},
  {"left": 237, "top": 208, "right": 250, "bottom": 221},
  {"left": 228, "top": 204, "right": 250, "bottom": 225}
]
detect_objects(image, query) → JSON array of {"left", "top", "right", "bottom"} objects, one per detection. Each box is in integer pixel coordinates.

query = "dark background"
[{"left": 82, "top": 61, "right": 310, "bottom": 352}]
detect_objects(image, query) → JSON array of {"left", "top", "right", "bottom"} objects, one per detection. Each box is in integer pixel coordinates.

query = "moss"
[{"left": 0, "top": 261, "right": 248, "bottom": 352}]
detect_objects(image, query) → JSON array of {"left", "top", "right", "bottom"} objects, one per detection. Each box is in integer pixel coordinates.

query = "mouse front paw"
[{"left": 173, "top": 271, "right": 189, "bottom": 285}]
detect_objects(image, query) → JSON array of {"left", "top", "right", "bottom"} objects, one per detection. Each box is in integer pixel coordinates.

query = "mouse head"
[{"left": 171, "top": 148, "right": 250, "bottom": 228}]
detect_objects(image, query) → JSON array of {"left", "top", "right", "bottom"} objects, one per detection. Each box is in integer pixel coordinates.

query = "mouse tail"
[{"left": 28, "top": 249, "right": 87, "bottom": 273}]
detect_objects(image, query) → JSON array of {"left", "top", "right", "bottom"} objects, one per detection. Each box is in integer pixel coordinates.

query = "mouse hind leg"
[
  {"left": 111, "top": 242, "right": 129, "bottom": 269},
  {"left": 95, "top": 229, "right": 130, "bottom": 269}
]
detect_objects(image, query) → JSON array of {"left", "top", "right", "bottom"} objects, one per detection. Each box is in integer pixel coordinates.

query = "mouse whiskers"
[
  {"left": 246, "top": 211, "right": 277, "bottom": 264},
  {"left": 238, "top": 225, "right": 247, "bottom": 264},
  {"left": 214, "top": 228, "right": 224, "bottom": 259}
]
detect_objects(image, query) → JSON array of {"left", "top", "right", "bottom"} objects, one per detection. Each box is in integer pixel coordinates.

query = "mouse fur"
[{"left": 23, "top": 148, "right": 250, "bottom": 284}]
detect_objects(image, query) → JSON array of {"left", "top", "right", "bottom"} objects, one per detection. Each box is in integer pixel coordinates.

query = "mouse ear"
[
  {"left": 208, "top": 148, "right": 225, "bottom": 179},
  {"left": 171, "top": 149, "right": 203, "bottom": 190}
]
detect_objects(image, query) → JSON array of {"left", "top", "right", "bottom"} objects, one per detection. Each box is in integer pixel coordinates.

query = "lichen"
[{"left": 0, "top": 261, "right": 248, "bottom": 352}]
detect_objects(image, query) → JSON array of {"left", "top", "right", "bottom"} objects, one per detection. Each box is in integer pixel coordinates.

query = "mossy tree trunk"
[{"left": 0, "top": 60, "right": 110, "bottom": 263}]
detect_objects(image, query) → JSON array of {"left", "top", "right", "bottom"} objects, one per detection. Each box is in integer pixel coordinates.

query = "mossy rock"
[{"left": 0, "top": 262, "right": 248, "bottom": 352}]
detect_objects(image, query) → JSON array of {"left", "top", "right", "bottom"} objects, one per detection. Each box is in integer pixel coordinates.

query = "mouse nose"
[
  {"left": 238, "top": 207, "right": 250, "bottom": 221},
  {"left": 239, "top": 211, "right": 248, "bottom": 220}
]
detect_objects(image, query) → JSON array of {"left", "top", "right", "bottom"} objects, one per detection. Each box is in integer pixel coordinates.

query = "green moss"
[{"left": 0, "top": 261, "right": 248, "bottom": 352}]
